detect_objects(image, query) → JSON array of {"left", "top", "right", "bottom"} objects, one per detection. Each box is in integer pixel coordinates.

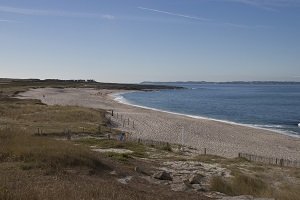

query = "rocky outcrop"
[
  {"left": 189, "top": 174, "right": 205, "bottom": 184},
  {"left": 152, "top": 171, "right": 173, "bottom": 181}
]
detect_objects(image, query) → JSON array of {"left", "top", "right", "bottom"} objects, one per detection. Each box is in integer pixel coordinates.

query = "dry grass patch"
[
  {"left": 211, "top": 174, "right": 270, "bottom": 197},
  {"left": 76, "top": 138, "right": 148, "bottom": 158},
  {"left": 0, "top": 129, "right": 109, "bottom": 172}
]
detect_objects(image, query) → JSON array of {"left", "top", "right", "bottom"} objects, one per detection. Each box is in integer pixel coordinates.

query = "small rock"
[
  {"left": 110, "top": 170, "right": 117, "bottom": 175},
  {"left": 189, "top": 174, "right": 205, "bottom": 184},
  {"left": 171, "top": 183, "right": 189, "bottom": 192},
  {"left": 152, "top": 171, "right": 173, "bottom": 181},
  {"left": 88, "top": 169, "right": 96, "bottom": 175},
  {"left": 191, "top": 184, "right": 206, "bottom": 192},
  {"left": 134, "top": 166, "right": 141, "bottom": 173},
  {"left": 195, "top": 163, "right": 203, "bottom": 167},
  {"left": 117, "top": 176, "right": 132, "bottom": 185},
  {"left": 134, "top": 166, "right": 151, "bottom": 176}
]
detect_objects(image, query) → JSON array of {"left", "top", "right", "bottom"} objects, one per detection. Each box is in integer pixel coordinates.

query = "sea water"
[{"left": 118, "top": 83, "right": 300, "bottom": 137}]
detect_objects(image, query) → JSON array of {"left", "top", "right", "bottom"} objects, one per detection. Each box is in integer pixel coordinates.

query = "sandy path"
[{"left": 18, "top": 88, "right": 300, "bottom": 160}]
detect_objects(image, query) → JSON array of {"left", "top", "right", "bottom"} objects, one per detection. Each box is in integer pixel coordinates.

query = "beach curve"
[{"left": 18, "top": 87, "right": 300, "bottom": 160}]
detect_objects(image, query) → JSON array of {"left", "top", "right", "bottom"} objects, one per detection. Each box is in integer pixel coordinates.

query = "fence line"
[
  {"left": 127, "top": 137, "right": 174, "bottom": 147},
  {"left": 238, "top": 152, "right": 300, "bottom": 168},
  {"left": 109, "top": 110, "right": 300, "bottom": 168}
]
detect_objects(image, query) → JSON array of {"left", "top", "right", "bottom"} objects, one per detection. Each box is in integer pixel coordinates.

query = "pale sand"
[{"left": 18, "top": 88, "right": 300, "bottom": 159}]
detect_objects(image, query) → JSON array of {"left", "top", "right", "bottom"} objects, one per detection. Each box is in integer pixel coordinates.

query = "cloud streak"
[
  {"left": 0, "top": 5, "right": 115, "bottom": 20},
  {"left": 138, "top": 6, "right": 269, "bottom": 29},
  {"left": 0, "top": 19, "right": 13, "bottom": 22},
  {"left": 138, "top": 7, "right": 211, "bottom": 21},
  {"left": 220, "top": 0, "right": 300, "bottom": 10}
]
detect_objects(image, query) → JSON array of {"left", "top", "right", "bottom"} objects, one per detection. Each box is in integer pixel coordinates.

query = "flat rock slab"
[{"left": 117, "top": 176, "right": 133, "bottom": 184}]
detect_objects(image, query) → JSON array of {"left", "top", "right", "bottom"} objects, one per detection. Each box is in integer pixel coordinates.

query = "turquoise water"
[{"left": 120, "top": 83, "right": 300, "bottom": 136}]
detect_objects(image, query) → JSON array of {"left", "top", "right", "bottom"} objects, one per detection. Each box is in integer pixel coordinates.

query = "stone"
[
  {"left": 134, "top": 166, "right": 141, "bottom": 173},
  {"left": 191, "top": 184, "right": 206, "bottom": 192},
  {"left": 189, "top": 174, "right": 205, "bottom": 184},
  {"left": 134, "top": 166, "right": 151, "bottom": 176},
  {"left": 110, "top": 170, "right": 117, "bottom": 175},
  {"left": 117, "top": 176, "right": 132, "bottom": 185},
  {"left": 171, "top": 183, "right": 189, "bottom": 192},
  {"left": 152, "top": 171, "right": 173, "bottom": 181}
]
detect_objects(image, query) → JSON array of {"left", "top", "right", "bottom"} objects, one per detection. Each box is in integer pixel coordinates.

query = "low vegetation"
[
  {"left": 0, "top": 129, "right": 108, "bottom": 172},
  {"left": 76, "top": 138, "right": 148, "bottom": 158},
  {"left": 210, "top": 174, "right": 269, "bottom": 196},
  {"left": 1, "top": 80, "right": 299, "bottom": 200}
]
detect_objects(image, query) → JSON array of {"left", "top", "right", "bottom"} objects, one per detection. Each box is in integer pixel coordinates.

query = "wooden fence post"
[
  {"left": 280, "top": 159, "right": 284, "bottom": 167},
  {"left": 67, "top": 129, "right": 71, "bottom": 140}
]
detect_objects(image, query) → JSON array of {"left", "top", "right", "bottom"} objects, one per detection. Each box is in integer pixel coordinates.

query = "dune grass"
[
  {"left": 0, "top": 95, "right": 109, "bottom": 135},
  {"left": 211, "top": 174, "right": 269, "bottom": 197},
  {"left": 208, "top": 158, "right": 300, "bottom": 200},
  {"left": 0, "top": 129, "right": 109, "bottom": 172}
]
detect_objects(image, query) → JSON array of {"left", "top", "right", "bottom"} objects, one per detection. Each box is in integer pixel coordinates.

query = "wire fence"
[
  {"left": 109, "top": 110, "right": 300, "bottom": 168},
  {"left": 238, "top": 153, "right": 300, "bottom": 168},
  {"left": 2, "top": 109, "right": 300, "bottom": 168}
]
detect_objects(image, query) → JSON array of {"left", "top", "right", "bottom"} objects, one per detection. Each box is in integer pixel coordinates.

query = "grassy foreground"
[
  {"left": 0, "top": 82, "right": 206, "bottom": 200},
  {"left": 1, "top": 81, "right": 300, "bottom": 200}
]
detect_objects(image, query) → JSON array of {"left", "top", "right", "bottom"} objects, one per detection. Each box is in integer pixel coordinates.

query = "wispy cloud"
[
  {"left": 0, "top": 5, "right": 115, "bottom": 20},
  {"left": 138, "top": 6, "right": 269, "bottom": 29},
  {"left": 0, "top": 19, "right": 14, "bottom": 22},
  {"left": 138, "top": 7, "right": 211, "bottom": 21},
  {"left": 220, "top": 0, "right": 300, "bottom": 10}
]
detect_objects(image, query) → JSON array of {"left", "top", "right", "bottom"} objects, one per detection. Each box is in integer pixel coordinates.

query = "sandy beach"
[{"left": 18, "top": 88, "right": 300, "bottom": 160}]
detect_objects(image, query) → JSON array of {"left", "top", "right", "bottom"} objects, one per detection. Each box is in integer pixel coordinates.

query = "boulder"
[
  {"left": 189, "top": 174, "right": 205, "bottom": 184},
  {"left": 152, "top": 171, "right": 173, "bottom": 181},
  {"left": 134, "top": 166, "right": 151, "bottom": 176}
]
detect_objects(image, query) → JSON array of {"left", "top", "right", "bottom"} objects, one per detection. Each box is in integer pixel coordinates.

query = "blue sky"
[{"left": 0, "top": 0, "right": 300, "bottom": 83}]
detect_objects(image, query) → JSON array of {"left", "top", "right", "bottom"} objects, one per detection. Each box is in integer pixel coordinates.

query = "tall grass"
[
  {"left": 210, "top": 174, "right": 300, "bottom": 200},
  {"left": 0, "top": 129, "right": 109, "bottom": 171},
  {"left": 211, "top": 174, "right": 268, "bottom": 196},
  {"left": 0, "top": 97, "right": 107, "bottom": 134}
]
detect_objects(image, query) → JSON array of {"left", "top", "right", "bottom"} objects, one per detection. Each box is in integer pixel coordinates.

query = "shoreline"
[
  {"left": 111, "top": 91, "right": 300, "bottom": 139},
  {"left": 18, "top": 87, "right": 300, "bottom": 160}
]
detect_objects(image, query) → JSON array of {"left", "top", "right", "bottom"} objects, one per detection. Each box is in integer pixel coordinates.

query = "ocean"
[{"left": 117, "top": 83, "right": 300, "bottom": 137}]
